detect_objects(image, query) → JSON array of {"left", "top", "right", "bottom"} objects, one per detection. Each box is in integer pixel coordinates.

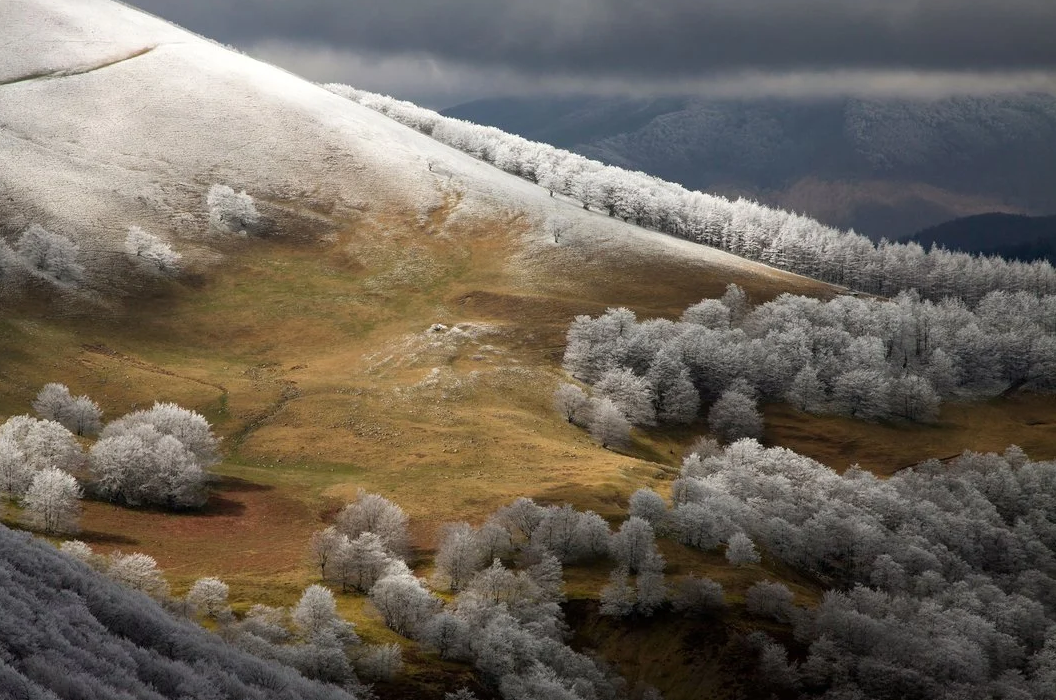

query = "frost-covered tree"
[
  {"left": 494, "top": 496, "right": 546, "bottom": 542},
  {"left": 725, "top": 532, "right": 761, "bottom": 566},
  {"left": 475, "top": 520, "right": 514, "bottom": 561},
  {"left": 628, "top": 488, "right": 668, "bottom": 530},
  {"left": 14, "top": 224, "right": 83, "bottom": 283},
  {"left": 707, "top": 389, "right": 763, "bottom": 442},
  {"left": 34, "top": 384, "right": 103, "bottom": 436},
  {"left": 420, "top": 612, "right": 471, "bottom": 660},
  {"left": 335, "top": 490, "right": 410, "bottom": 556},
  {"left": 102, "top": 402, "right": 220, "bottom": 468},
  {"left": 657, "top": 367, "right": 700, "bottom": 424},
  {"left": 435, "top": 522, "right": 485, "bottom": 591},
  {"left": 610, "top": 516, "right": 664, "bottom": 574},
  {"left": 22, "top": 467, "right": 81, "bottom": 534},
  {"left": 635, "top": 570, "right": 668, "bottom": 616},
  {"left": 293, "top": 584, "right": 358, "bottom": 644},
  {"left": 786, "top": 365, "right": 826, "bottom": 413},
  {"left": 125, "top": 226, "right": 182, "bottom": 274},
  {"left": 745, "top": 581, "right": 795, "bottom": 623},
  {"left": 369, "top": 570, "right": 440, "bottom": 636},
  {"left": 832, "top": 369, "right": 891, "bottom": 420},
  {"left": 354, "top": 643, "right": 403, "bottom": 681},
  {"left": 65, "top": 396, "right": 103, "bottom": 437},
  {"left": 0, "top": 437, "right": 33, "bottom": 499},
  {"left": 106, "top": 551, "right": 169, "bottom": 599},
  {"left": 444, "top": 689, "right": 479, "bottom": 700},
  {"left": 594, "top": 367, "right": 656, "bottom": 426},
  {"left": 671, "top": 576, "right": 726, "bottom": 617},
  {"left": 32, "top": 383, "right": 74, "bottom": 423},
  {"left": 89, "top": 427, "right": 208, "bottom": 509},
  {"left": 1, "top": 415, "right": 83, "bottom": 473},
  {"left": 599, "top": 567, "right": 635, "bottom": 617},
  {"left": 208, "top": 184, "right": 261, "bottom": 234},
  {"left": 526, "top": 550, "right": 565, "bottom": 602},
  {"left": 59, "top": 539, "right": 103, "bottom": 570},
  {"left": 682, "top": 298, "right": 731, "bottom": 329},
  {"left": 888, "top": 374, "right": 941, "bottom": 422},
  {"left": 720, "top": 284, "right": 749, "bottom": 324},
  {"left": 342, "top": 87, "right": 1056, "bottom": 306},
  {"left": 330, "top": 532, "right": 393, "bottom": 594},
  {"left": 309, "top": 525, "right": 344, "bottom": 580},
  {"left": 187, "top": 576, "right": 230, "bottom": 619},
  {"left": 588, "top": 397, "right": 631, "bottom": 449},
  {"left": 553, "top": 383, "right": 592, "bottom": 426}
]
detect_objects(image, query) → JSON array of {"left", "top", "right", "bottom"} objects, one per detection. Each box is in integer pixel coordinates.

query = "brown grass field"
[{"left": 3, "top": 202, "right": 1055, "bottom": 698}]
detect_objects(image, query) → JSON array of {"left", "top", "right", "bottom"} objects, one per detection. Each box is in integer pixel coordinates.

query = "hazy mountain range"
[
  {"left": 444, "top": 95, "right": 1056, "bottom": 241},
  {"left": 908, "top": 213, "right": 1056, "bottom": 263}
]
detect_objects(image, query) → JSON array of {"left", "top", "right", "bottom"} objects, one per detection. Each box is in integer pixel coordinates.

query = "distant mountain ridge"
[
  {"left": 907, "top": 213, "right": 1056, "bottom": 264},
  {"left": 443, "top": 95, "right": 1056, "bottom": 240}
]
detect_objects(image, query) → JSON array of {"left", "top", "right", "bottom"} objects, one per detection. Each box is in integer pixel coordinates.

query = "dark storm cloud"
[
  {"left": 126, "top": 0, "right": 1056, "bottom": 75},
  {"left": 126, "top": 0, "right": 1056, "bottom": 103}
]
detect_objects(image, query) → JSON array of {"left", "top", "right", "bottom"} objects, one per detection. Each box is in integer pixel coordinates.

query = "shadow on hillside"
[
  {"left": 77, "top": 529, "right": 139, "bottom": 546},
  {"left": 196, "top": 494, "right": 247, "bottom": 517},
  {"left": 213, "top": 475, "right": 274, "bottom": 493}
]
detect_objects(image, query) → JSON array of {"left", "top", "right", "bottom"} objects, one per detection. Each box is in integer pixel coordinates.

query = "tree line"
[
  {"left": 329, "top": 86, "right": 1056, "bottom": 306},
  {"left": 558, "top": 284, "right": 1056, "bottom": 444},
  {"left": 658, "top": 438, "right": 1056, "bottom": 698}
]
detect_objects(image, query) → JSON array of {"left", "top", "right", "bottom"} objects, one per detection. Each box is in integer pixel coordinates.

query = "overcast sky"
[{"left": 127, "top": 0, "right": 1056, "bottom": 108}]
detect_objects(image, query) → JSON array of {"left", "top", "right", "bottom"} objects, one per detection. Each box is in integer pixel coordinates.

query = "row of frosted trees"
[
  {"left": 660, "top": 438, "right": 1056, "bottom": 699},
  {"left": 560, "top": 285, "right": 1056, "bottom": 442},
  {"left": 331, "top": 85, "right": 1056, "bottom": 305},
  {"left": 306, "top": 436, "right": 1056, "bottom": 700}
]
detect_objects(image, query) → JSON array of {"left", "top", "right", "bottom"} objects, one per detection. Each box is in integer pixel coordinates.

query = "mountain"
[
  {"left": 0, "top": 0, "right": 810, "bottom": 302},
  {"left": 907, "top": 213, "right": 1056, "bottom": 263},
  {"left": 443, "top": 95, "right": 1056, "bottom": 240}
]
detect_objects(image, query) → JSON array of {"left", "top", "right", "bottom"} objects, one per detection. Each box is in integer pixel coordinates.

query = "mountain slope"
[
  {"left": 0, "top": 525, "right": 357, "bottom": 699},
  {"left": 444, "top": 95, "right": 1056, "bottom": 239},
  {"left": 0, "top": 0, "right": 839, "bottom": 576},
  {"left": 0, "top": 0, "right": 816, "bottom": 301},
  {"left": 908, "top": 212, "right": 1056, "bottom": 263}
]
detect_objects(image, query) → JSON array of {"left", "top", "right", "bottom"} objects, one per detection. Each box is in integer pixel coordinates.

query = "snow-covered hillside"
[{"left": 0, "top": 0, "right": 807, "bottom": 290}]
